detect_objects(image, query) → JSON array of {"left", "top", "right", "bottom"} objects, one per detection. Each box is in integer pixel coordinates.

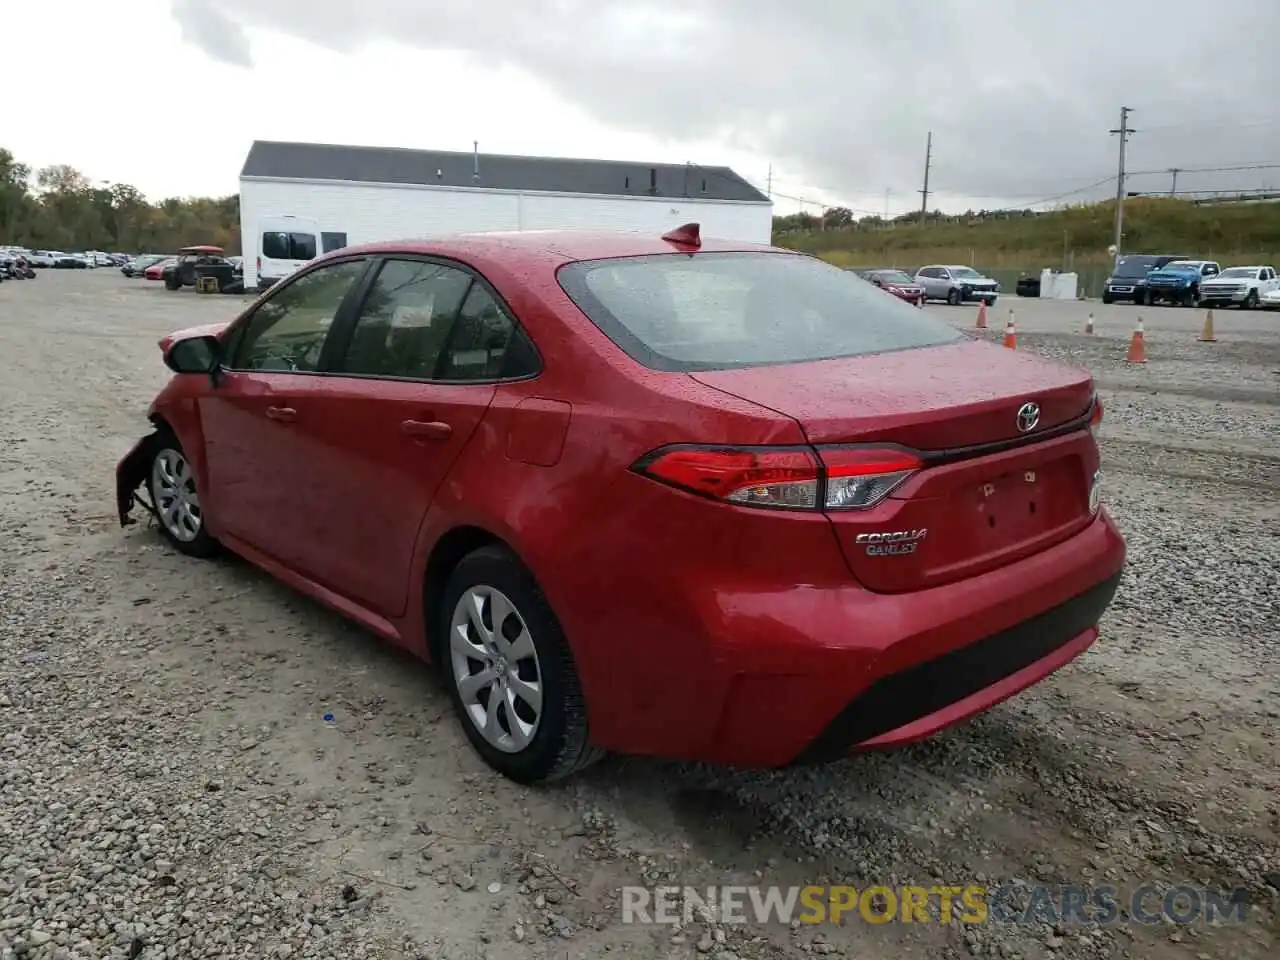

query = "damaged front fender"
[{"left": 116, "top": 433, "right": 158, "bottom": 526}]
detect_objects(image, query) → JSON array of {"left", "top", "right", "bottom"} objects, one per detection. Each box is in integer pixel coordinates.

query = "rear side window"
[
  {"left": 557, "top": 252, "right": 963, "bottom": 372},
  {"left": 262, "top": 231, "right": 317, "bottom": 261},
  {"left": 336, "top": 259, "right": 541, "bottom": 382},
  {"left": 338, "top": 259, "right": 473, "bottom": 380}
]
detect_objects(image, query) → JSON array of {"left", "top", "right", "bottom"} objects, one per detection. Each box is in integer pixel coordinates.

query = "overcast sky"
[{"left": 7, "top": 0, "right": 1277, "bottom": 216}]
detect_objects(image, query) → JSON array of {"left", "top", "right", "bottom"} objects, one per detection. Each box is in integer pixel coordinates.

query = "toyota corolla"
[{"left": 116, "top": 225, "right": 1126, "bottom": 783}]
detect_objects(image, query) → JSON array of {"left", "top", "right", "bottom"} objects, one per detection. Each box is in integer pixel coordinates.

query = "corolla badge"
[
  {"left": 855, "top": 529, "right": 927, "bottom": 556},
  {"left": 1016, "top": 401, "right": 1040, "bottom": 433}
]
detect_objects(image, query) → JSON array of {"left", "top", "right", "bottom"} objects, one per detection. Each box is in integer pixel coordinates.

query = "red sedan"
[
  {"left": 144, "top": 257, "right": 177, "bottom": 281},
  {"left": 115, "top": 225, "right": 1125, "bottom": 783},
  {"left": 858, "top": 268, "right": 926, "bottom": 305}
]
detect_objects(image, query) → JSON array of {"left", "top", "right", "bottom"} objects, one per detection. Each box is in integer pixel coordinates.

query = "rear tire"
[
  {"left": 146, "top": 431, "right": 219, "bottom": 559},
  {"left": 439, "top": 546, "right": 603, "bottom": 784}
]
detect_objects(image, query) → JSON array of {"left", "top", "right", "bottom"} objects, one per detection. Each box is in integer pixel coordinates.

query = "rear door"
[
  {"left": 278, "top": 256, "right": 538, "bottom": 616},
  {"left": 199, "top": 257, "right": 372, "bottom": 564}
]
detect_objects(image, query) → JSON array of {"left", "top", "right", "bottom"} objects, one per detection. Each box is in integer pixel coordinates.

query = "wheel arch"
[{"left": 422, "top": 525, "right": 518, "bottom": 663}]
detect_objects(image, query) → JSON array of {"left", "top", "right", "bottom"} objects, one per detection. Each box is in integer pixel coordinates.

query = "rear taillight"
[
  {"left": 1090, "top": 395, "right": 1104, "bottom": 433},
  {"left": 256, "top": 255, "right": 262, "bottom": 274},
  {"left": 819, "top": 446, "right": 923, "bottom": 509},
  {"left": 632, "top": 444, "right": 921, "bottom": 511}
]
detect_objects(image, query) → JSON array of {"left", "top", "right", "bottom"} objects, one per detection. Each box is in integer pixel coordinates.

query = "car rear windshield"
[
  {"left": 870, "top": 270, "right": 914, "bottom": 283},
  {"left": 557, "top": 252, "right": 963, "bottom": 372}
]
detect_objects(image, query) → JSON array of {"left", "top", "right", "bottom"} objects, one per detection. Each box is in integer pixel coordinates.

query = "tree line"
[{"left": 0, "top": 147, "right": 241, "bottom": 255}]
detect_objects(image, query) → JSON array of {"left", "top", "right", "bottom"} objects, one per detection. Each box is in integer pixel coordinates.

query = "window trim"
[
  {"left": 320, "top": 253, "right": 544, "bottom": 386},
  {"left": 220, "top": 255, "right": 374, "bottom": 375}
]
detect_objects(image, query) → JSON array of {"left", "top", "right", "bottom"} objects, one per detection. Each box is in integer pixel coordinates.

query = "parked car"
[
  {"left": 1260, "top": 286, "right": 1280, "bottom": 310},
  {"left": 124, "top": 254, "right": 169, "bottom": 278},
  {"left": 115, "top": 226, "right": 1125, "bottom": 783},
  {"left": 1144, "top": 260, "right": 1221, "bottom": 307},
  {"left": 1015, "top": 275, "right": 1041, "bottom": 298},
  {"left": 1101, "top": 254, "right": 1190, "bottom": 305},
  {"left": 53, "top": 252, "right": 87, "bottom": 269},
  {"left": 856, "top": 268, "right": 925, "bottom": 306},
  {"left": 144, "top": 257, "right": 178, "bottom": 280},
  {"left": 163, "top": 245, "right": 231, "bottom": 290},
  {"left": 27, "top": 251, "right": 58, "bottom": 268},
  {"left": 1197, "top": 265, "right": 1279, "bottom": 310},
  {"left": 914, "top": 265, "right": 999, "bottom": 305}
]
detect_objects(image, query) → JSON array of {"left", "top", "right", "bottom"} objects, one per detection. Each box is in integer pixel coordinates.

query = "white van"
[{"left": 254, "top": 217, "right": 350, "bottom": 289}]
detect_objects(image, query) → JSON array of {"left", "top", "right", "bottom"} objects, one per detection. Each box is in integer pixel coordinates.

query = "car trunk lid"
[{"left": 690, "top": 339, "right": 1100, "bottom": 592}]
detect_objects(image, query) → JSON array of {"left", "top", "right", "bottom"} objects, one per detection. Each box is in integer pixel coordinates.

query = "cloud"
[
  {"left": 171, "top": 0, "right": 1280, "bottom": 208},
  {"left": 170, "top": 0, "right": 254, "bottom": 69}
]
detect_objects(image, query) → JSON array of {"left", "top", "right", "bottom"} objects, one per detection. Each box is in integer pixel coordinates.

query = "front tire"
[
  {"left": 1244, "top": 290, "right": 1259, "bottom": 310},
  {"left": 439, "top": 546, "right": 602, "bottom": 784},
  {"left": 946, "top": 287, "right": 961, "bottom": 306},
  {"left": 146, "top": 433, "right": 219, "bottom": 558}
]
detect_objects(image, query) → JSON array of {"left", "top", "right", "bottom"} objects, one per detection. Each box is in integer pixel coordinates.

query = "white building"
[{"left": 237, "top": 140, "right": 774, "bottom": 289}]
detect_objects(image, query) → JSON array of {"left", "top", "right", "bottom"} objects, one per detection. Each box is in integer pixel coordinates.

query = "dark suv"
[
  {"left": 163, "top": 245, "right": 233, "bottom": 291},
  {"left": 1102, "top": 254, "right": 1189, "bottom": 305}
]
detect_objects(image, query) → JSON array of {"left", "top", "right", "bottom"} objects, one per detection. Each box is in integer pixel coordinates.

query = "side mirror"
[{"left": 165, "top": 334, "right": 222, "bottom": 376}]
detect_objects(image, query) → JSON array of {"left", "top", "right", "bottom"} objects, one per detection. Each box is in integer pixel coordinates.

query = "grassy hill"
[{"left": 773, "top": 198, "right": 1280, "bottom": 297}]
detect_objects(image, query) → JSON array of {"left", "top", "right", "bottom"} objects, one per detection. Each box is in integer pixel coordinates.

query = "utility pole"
[
  {"left": 1168, "top": 167, "right": 1180, "bottom": 196},
  {"left": 919, "top": 132, "right": 932, "bottom": 223},
  {"left": 766, "top": 165, "right": 772, "bottom": 198},
  {"left": 884, "top": 186, "right": 890, "bottom": 220},
  {"left": 1109, "top": 107, "right": 1135, "bottom": 263}
]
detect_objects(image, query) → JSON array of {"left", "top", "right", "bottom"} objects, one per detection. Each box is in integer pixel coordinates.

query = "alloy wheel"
[
  {"left": 449, "top": 586, "right": 544, "bottom": 753},
  {"left": 151, "top": 449, "right": 202, "bottom": 542}
]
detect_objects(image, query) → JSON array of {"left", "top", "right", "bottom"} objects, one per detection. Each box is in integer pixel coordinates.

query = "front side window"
[
  {"left": 228, "top": 259, "right": 367, "bottom": 372},
  {"left": 558, "top": 252, "right": 963, "bottom": 373}
]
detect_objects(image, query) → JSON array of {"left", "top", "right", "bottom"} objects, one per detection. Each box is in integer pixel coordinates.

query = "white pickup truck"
[{"left": 1198, "top": 265, "right": 1279, "bottom": 310}]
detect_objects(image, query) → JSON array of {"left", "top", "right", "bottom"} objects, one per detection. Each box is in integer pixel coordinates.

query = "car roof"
[{"left": 319, "top": 230, "right": 787, "bottom": 271}]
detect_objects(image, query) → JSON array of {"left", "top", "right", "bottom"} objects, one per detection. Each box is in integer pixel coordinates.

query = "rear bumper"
[
  {"left": 574, "top": 505, "right": 1125, "bottom": 767},
  {"left": 793, "top": 569, "right": 1119, "bottom": 763}
]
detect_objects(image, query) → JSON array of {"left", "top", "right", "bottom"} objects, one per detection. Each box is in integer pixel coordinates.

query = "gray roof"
[{"left": 240, "top": 140, "right": 770, "bottom": 204}]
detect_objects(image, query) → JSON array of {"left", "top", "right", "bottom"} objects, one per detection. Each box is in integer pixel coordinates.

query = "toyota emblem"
[{"left": 1016, "top": 402, "right": 1040, "bottom": 433}]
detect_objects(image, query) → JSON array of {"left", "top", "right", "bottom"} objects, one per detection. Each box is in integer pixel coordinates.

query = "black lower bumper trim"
[{"left": 793, "top": 571, "right": 1123, "bottom": 764}]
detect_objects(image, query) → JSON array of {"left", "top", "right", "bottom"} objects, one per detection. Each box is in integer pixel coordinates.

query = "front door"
[
  {"left": 199, "top": 257, "right": 370, "bottom": 566},
  {"left": 281, "top": 257, "right": 533, "bottom": 617}
]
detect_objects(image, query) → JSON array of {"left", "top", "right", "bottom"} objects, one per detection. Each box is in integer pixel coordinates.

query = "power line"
[{"left": 1128, "top": 162, "right": 1280, "bottom": 176}]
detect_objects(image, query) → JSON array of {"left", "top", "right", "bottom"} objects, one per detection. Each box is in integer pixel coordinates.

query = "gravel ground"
[{"left": 0, "top": 273, "right": 1276, "bottom": 960}]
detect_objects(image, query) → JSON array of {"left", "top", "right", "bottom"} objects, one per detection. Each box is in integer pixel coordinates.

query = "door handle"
[
  {"left": 401, "top": 419, "right": 452, "bottom": 440},
  {"left": 265, "top": 406, "right": 297, "bottom": 422}
]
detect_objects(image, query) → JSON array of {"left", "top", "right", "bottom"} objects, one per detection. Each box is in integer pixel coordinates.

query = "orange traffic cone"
[
  {"left": 1002, "top": 313, "right": 1017, "bottom": 349},
  {"left": 1125, "top": 317, "right": 1147, "bottom": 364},
  {"left": 975, "top": 301, "right": 988, "bottom": 329},
  {"left": 1198, "top": 309, "right": 1217, "bottom": 342},
  {"left": 1085, "top": 312, "right": 1095, "bottom": 335}
]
